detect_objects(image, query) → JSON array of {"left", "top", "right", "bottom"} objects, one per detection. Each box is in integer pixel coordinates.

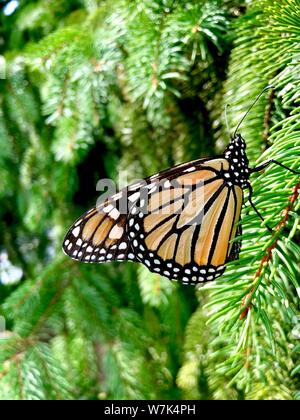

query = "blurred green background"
[{"left": 0, "top": 0, "right": 299, "bottom": 400}]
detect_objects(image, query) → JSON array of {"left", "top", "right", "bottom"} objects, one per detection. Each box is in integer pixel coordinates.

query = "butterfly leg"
[
  {"left": 247, "top": 183, "right": 272, "bottom": 232},
  {"left": 248, "top": 159, "right": 299, "bottom": 232},
  {"left": 251, "top": 159, "right": 300, "bottom": 175}
]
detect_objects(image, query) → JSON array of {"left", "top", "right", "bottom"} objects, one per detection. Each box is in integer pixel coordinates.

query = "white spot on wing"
[
  {"left": 109, "top": 208, "right": 120, "bottom": 220},
  {"left": 149, "top": 186, "right": 157, "bottom": 193},
  {"left": 128, "top": 192, "right": 140, "bottom": 202},
  {"left": 103, "top": 204, "right": 113, "bottom": 213},
  {"left": 184, "top": 166, "right": 196, "bottom": 173},
  {"left": 109, "top": 225, "right": 124, "bottom": 240},
  {"left": 72, "top": 227, "right": 80, "bottom": 238}
]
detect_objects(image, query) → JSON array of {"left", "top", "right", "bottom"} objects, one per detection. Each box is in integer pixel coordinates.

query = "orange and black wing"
[
  {"left": 126, "top": 158, "right": 243, "bottom": 284},
  {"left": 63, "top": 157, "right": 243, "bottom": 284},
  {"left": 62, "top": 158, "right": 205, "bottom": 264},
  {"left": 62, "top": 183, "right": 145, "bottom": 263}
]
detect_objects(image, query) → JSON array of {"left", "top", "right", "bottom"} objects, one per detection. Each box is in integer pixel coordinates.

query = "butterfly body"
[{"left": 63, "top": 134, "right": 250, "bottom": 285}]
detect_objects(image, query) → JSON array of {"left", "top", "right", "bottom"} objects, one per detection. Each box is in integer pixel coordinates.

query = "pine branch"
[{"left": 2, "top": 0, "right": 298, "bottom": 401}]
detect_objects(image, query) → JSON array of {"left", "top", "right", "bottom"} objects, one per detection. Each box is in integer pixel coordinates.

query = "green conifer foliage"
[{"left": 0, "top": 0, "right": 299, "bottom": 400}]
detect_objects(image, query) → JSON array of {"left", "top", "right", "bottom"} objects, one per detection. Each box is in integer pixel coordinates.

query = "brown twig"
[{"left": 240, "top": 182, "right": 300, "bottom": 320}]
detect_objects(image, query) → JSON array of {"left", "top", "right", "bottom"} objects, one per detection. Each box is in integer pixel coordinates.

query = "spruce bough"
[{"left": 0, "top": 0, "right": 299, "bottom": 400}]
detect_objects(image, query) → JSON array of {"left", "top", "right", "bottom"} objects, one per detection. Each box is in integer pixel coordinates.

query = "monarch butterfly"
[{"left": 63, "top": 87, "right": 299, "bottom": 285}]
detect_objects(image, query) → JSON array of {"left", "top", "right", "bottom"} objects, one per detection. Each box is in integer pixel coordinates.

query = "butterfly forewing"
[{"left": 126, "top": 159, "right": 243, "bottom": 284}]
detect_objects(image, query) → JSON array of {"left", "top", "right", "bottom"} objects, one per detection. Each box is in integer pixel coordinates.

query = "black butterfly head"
[
  {"left": 224, "top": 134, "right": 250, "bottom": 188},
  {"left": 225, "top": 133, "right": 246, "bottom": 154},
  {"left": 234, "top": 133, "right": 246, "bottom": 148}
]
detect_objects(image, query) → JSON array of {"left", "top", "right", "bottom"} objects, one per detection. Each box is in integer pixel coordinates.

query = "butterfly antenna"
[
  {"left": 233, "top": 85, "right": 275, "bottom": 137},
  {"left": 225, "top": 103, "right": 230, "bottom": 136}
]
